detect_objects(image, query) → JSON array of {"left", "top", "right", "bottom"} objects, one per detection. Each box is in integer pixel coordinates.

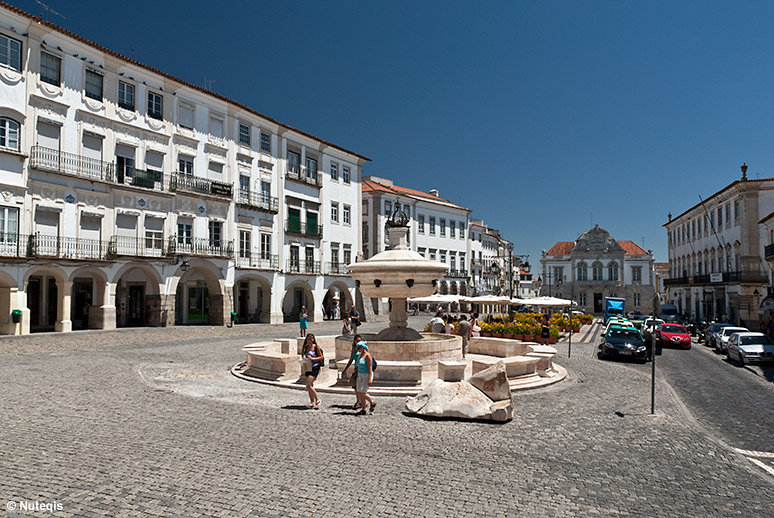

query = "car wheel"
[{"left": 738, "top": 354, "right": 745, "bottom": 367}]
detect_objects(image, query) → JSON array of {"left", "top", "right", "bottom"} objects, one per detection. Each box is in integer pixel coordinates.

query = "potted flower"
[
  {"left": 513, "top": 322, "right": 524, "bottom": 341},
  {"left": 522, "top": 325, "right": 536, "bottom": 342},
  {"left": 549, "top": 326, "right": 560, "bottom": 344}
]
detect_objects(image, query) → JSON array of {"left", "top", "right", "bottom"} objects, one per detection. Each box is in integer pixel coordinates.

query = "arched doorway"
[
  {"left": 283, "top": 281, "right": 314, "bottom": 323},
  {"left": 323, "top": 281, "right": 353, "bottom": 320},
  {"left": 170, "top": 260, "right": 228, "bottom": 326},
  {"left": 24, "top": 266, "right": 66, "bottom": 332},
  {"left": 233, "top": 273, "right": 272, "bottom": 324},
  {"left": 113, "top": 264, "right": 164, "bottom": 327},
  {"left": 69, "top": 266, "right": 108, "bottom": 330}
]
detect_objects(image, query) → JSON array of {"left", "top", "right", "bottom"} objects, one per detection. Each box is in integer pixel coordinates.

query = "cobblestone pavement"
[{"left": 1, "top": 317, "right": 773, "bottom": 517}]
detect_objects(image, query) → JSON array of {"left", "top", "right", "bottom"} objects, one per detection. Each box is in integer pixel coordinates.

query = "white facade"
[
  {"left": 361, "top": 177, "right": 471, "bottom": 303},
  {"left": 0, "top": 5, "right": 367, "bottom": 335},
  {"left": 469, "top": 220, "right": 513, "bottom": 297},
  {"left": 664, "top": 172, "right": 772, "bottom": 325}
]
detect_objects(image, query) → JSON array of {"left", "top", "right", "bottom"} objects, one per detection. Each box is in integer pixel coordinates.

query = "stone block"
[
  {"left": 467, "top": 360, "right": 512, "bottom": 402},
  {"left": 438, "top": 360, "right": 467, "bottom": 382}
]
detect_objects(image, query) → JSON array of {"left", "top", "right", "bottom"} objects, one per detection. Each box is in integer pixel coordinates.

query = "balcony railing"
[
  {"left": 286, "top": 164, "right": 323, "bottom": 187},
  {"left": 170, "top": 173, "right": 233, "bottom": 199},
  {"left": 28, "top": 233, "right": 112, "bottom": 260},
  {"left": 285, "top": 220, "right": 322, "bottom": 238},
  {"left": 447, "top": 269, "right": 469, "bottom": 278},
  {"left": 235, "top": 189, "right": 279, "bottom": 213},
  {"left": 286, "top": 260, "right": 321, "bottom": 274},
  {"left": 111, "top": 167, "right": 169, "bottom": 192},
  {"left": 111, "top": 235, "right": 167, "bottom": 257},
  {"left": 30, "top": 145, "right": 114, "bottom": 181},
  {"left": 236, "top": 253, "right": 280, "bottom": 270},
  {"left": 168, "top": 235, "right": 234, "bottom": 258},
  {"left": 664, "top": 271, "right": 769, "bottom": 287},
  {"left": 0, "top": 232, "right": 22, "bottom": 258},
  {"left": 326, "top": 262, "right": 350, "bottom": 275}
]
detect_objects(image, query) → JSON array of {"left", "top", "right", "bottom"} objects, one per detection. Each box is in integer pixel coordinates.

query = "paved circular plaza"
[{"left": 1, "top": 317, "right": 772, "bottom": 517}]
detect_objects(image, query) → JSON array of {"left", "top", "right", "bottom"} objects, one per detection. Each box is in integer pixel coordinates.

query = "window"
[
  {"left": 579, "top": 293, "right": 586, "bottom": 307},
  {"left": 0, "top": 117, "right": 20, "bottom": 151},
  {"left": 290, "top": 245, "right": 300, "bottom": 271},
  {"left": 260, "top": 233, "right": 271, "bottom": 259},
  {"left": 343, "top": 246, "right": 351, "bottom": 266},
  {"left": 384, "top": 201, "right": 392, "bottom": 217},
  {"left": 632, "top": 266, "right": 642, "bottom": 282},
  {"left": 147, "top": 91, "right": 163, "bottom": 120},
  {"left": 239, "top": 123, "right": 250, "bottom": 146},
  {"left": 576, "top": 261, "right": 588, "bottom": 281},
  {"left": 210, "top": 115, "right": 224, "bottom": 139},
  {"left": 418, "top": 215, "right": 425, "bottom": 233},
  {"left": 459, "top": 221, "right": 465, "bottom": 239},
  {"left": 177, "top": 221, "right": 192, "bottom": 248},
  {"left": 0, "top": 206, "right": 19, "bottom": 241},
  {"left": 239, "top": 174, "right": 250, "bottom": 196},
  {"left": 330, "top": 163, "right": 338, "bottom": 181},
  {"left": 592, "top": 261, "right": 603, "bottom": 281},
  {"left": 115, "top": 145, "right": 135, "bottom": 184},
  {"left": 608, "top": 262, "right": 618, "bottom": 281},
  {"left": 429, "top": 217, "right": 436, "bottom": 235},
  {"left": 145, "top": 218, "right": 163, "bottom": 252},
  {"left": 440, "top": 218, "right": 446, "bottom": 237},
  {"left": 725, "top": 204, "right": 731, "bottom": 225},
  {"left": 260, "top": 131, "right": 271, "bottom": 153},
  {"left": 634, "top": 293, "right": 641, "bottom": 306},
  {"left": 459, "top": 253, "right": 465, "bottom": 269},
  {"left": 40, "top": 52, "right": 61, "bottom": 86},
  {"left": 429, "top": 249, "right": 437, "bottom": 261},
  {"left": 343, "top": 205, "right": 351, "bottom": 225},
  {"left": 179, "top": 103, "right": 194, "bottom": 129},
  {"left": 362, "top": 201, "right": 368, "bottom": 216},
  {"left": 331, "top": 202, "right": 339, "bottom": 223},
  {"left": 450, "top": 221, "right": 456, "bottom": 238},
  {"left": 305, "top": 246, "right": 315, "bottom": 273},
  {"left": 84, "top": 69, "right": 103, "bottom": 101},
  {"left": 118, "top": 81, "right": 135, "bottom": 110},
  {"left": 418, "top": 247, "right": 426, "bottom": 257},
  {"left": 239, "top": 230, "right": 251, "bottom": 258},
  {"left": 287, "top": 150, "right": 300, "bottom": 175},
  {"left": 0, "top": 34, "right": 21, "bottom": 71},
  {"left": 209, "top": 221, "right": 222, "bottom": 246},
  {"left": 208, "top": 161, "right": 223, "bottom": 176},
  {"left": 440, "top": 250, "right": 447, "bottom": 264},
  {"left": 178, "top": 156, "right": 194, "bottom": 175},
  {"left": 717, "top": 207, "right": 722, "bottom": 227},
  {"left": 305, "top": 157, "right": 318, "bottom": 181},
  {"left": 342, "top": 166, "right": 350, "bottom": 184}
]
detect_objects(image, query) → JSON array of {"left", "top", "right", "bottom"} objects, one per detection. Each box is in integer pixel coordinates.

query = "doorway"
[
  {"left": 187, "top": 286, "right": 209, "bottom": 323},
  {"left": 594, "top": 293, "right": 603, "bottom": 313},
  {"left": 127, "top": 285, "right": 145, "bottom": 326}
]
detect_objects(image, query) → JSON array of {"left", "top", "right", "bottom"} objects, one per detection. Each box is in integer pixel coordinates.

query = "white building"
[
  {"left": 541, "top": 225, "right": 655, "bottom": 314},
  {"left": 469, "top": 220, "right": 514, "bottom": 297},
  {"left": 0, "top": 4, "right": 368, "bottom": 335},
  {"left": 361, "top": 176, "right": 471, "bottom": 311},
  {"left": 664, "top": 168, "right": 771, "bottom": 325}
]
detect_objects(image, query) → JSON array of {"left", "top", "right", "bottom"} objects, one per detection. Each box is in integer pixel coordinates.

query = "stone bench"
[
  {"left": 336, "top": 359, "right": 423, "bottom": 388},
  {"left": 469, "top": 337, "right": 531, "bottom": 357},
  {"left": 245, "top": 352, "right": 302, "bottom": 382},
  {"left": 472, "top": 355, "right": 539, "bottom": 379},
  {"left": 438, "top": 360, "right": 467, "bottom": 382},
  {"left": 526, "top": 344, "right": 557, "bottom": 377}
]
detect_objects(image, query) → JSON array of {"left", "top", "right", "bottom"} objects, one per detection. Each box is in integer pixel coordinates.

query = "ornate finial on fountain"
[{"left": 387, "top": 202, "right": 410, "bottom": 250}]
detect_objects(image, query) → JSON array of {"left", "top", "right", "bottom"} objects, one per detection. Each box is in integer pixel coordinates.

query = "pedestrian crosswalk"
[{"left": 735, "top": 448, "right": 774, "bottom": 477}]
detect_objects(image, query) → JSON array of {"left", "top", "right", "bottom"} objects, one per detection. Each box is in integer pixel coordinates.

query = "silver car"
[
  {"left": 726, "top": 332, "right": 774, "bottom": 365},
  {"left": 716, "top": 326, "right": 748, "bottom": 353}
]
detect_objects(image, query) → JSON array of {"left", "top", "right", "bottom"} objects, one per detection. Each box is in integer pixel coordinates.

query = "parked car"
[
  {"left": 599, "top": 326, "right": 649, "bottom": 362},
  {"left": 642, "top": 317, "right": 665, "bottom": 339},
  {"left": 655, "top": 323, "right": 692, "bottom": 350},
  {"left": 726, "top": 332, "right": 774, "bottom": 365},
  {"left": 716, "top": 326, "right": 748, "bottom": 353},
  {"left": 601, "top": 318, "right": 635, "bottom": 337},
  {"left": 704, "top": 322, "right": 731, "bottom": 347}
]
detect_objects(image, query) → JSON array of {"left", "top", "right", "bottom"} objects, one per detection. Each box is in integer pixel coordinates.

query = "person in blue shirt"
[
  {"left": 354, "top": 341, "right": 376, "bottom": 415},
  {"left": 299, "top": 306, "right": 308, "bottom": 337}
]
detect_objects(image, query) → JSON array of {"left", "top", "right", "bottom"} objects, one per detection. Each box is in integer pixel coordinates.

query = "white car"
[
  {"left": 716, "top": 326, "right": 748, "bottom": 353},
  {"left": 727, "top": 332, "right": 774, "bottom": 365}
]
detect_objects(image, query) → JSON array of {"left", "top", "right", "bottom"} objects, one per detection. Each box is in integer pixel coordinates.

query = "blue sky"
[{"left": 13, "top": 0, "right": 774, "bottom": 265}]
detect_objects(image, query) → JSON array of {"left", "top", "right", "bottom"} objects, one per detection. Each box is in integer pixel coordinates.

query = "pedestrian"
[
  {"left": 340, "top": 333, "right": 363, "bottom": 409},
  {"left": 333, "top": 300, "right": 339, "bottom": 320},
  {"left": 301, "top": 334, "right": 324, "bottom": 409},
  {"left": 541, "top": 316, "right": 550, "bottom": 340},
  {"left": 444, "top": 314, "right": 454, "bottom": 334},
  {"left": 299, "top": 306, "right": 308, "bottom": 337},
  {"left": 470, "top": 311, "right": 481, "bottom": 337},
  {"left": 354, "top": 340, "right": 376, "bottom": 415},
  {"left": 456, "top": 314, "right": 472, "bottom": 359},
  {"left": 350, "top": 305, "right": 360, "bottom": 330},
  {"left": 341, "top": 311, "right": 352, "bottom": 335},
  {"left": 430, "top": 314, "right": 445, "bottom": 333}
]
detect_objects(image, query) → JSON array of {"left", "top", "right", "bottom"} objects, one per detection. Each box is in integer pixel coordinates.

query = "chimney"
[{"left": 429, "top": 189, "right": 439, "bottom": 197}]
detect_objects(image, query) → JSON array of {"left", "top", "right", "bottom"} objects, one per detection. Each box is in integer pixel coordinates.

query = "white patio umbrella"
[
  {"left": 458, "top": 295, "right": 514, "bottom": 305},
  {"left": 407, "top": 293, "right": 461, "bottom": 304},
  {"left": 517, "top": 296, "right": 577, "bottom": 307}
]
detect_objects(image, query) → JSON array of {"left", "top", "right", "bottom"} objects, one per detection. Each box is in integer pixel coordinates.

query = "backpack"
[{"left": 372, "top": 357, "right": 378, "bottom": 371}]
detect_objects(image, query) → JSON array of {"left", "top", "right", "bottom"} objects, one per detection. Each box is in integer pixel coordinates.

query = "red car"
[{"left": 655, "top": 323, "right": 692, "bottom": 350}]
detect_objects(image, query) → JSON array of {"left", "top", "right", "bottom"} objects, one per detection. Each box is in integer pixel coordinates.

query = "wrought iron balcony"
[
  {"left": 285, "top": 220, "right": 322, "bottom": 238},
  {"left": 286, "top": 164, "right": 323, "bottom": 187},
  {"left": 27, "top": 233, "right": 112, "bottom": 260},
  {"left": 326, "top": 262, "right": 350, "bottom": 275},
  {"left": 664, "top": 271, "right": 768, "bottom": 287},
  {"left": 235, "top": 189, "right": 279, "bottom": 213},
  {"left": 286, "top": 260, "right": 321, "bottom": 274},
  {"left": 170, "top": 172, "right": 233, "bottom": 199},
  {"left": 446, "top": 269, "right": 469, "bottom": 278},
  {"left": 236, "top": 253, "right": 280, "bottom": 270},
  {"left": 110, "top": 235, "right": 167, "bottom": 258},
  {"left": 30, "top": 145, "right": 114, "bottom": 181},
  {"left": 111, "top": 167, "right": 169, "bottom": 192},
  {"left": 167, "top": 235, "right": 234, "bottom": 258},
  {"left": 0, "top": 232, "right": 22, "bottom": 258}
]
